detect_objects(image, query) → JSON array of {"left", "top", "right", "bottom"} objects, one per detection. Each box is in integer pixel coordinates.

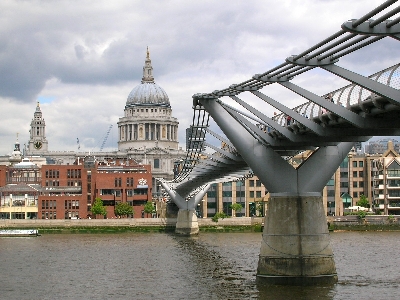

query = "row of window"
[
  {"left": 45, "top": 170, "right": 59, "bottom": 179},
  {"left": 249, "top": 180, "right": 262, "bottom": 187},
  {"left": 42, "top": 200, "right": 56, "bottom": 209},
  {"left": 207, "top": 190, "right": 263, "bottom": 198},
  {"left": 99, "top": 189, "right": 148, "bottom": 196},
  {"left": 115, "top": 177, "right": 143, "bottom": 187},
  {"left": 67, "top": 169, "right": 81, "bottom": 178},
  {"left": 352, "top": 161, "right": 364, "bottom": 168},
  {"left": 45, "top": 169, "right": 82, "bottom": 179},
  {"left": 45, "top": 180, "right": 59, "bottom": 186}
]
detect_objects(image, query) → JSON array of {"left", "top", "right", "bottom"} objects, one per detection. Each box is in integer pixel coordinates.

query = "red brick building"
[{"left": 1, "top": 157, "right": 153, "bottom": 219}]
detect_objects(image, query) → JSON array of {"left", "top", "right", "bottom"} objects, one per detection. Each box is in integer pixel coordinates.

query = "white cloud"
[{"left": 0, "top": 0, "right": 398, "bottom": 155}]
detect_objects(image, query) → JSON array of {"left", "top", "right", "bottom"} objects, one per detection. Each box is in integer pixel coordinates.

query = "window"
[
  {"left": 256, "top": 191, "right": 262, "bottom": 198},
  {"left": 256, "top": 180, "right": 262, "bottom": 187},
  {"left": 359, "top": 171, "right": 364, "bottom": 177},
  {"left": 249, "top": 180, "right": 254, "bottom": 187},
  {"left": 236, "top": 181, "right": 244, "bottom": 188},
  {"left": 236, "top": 190, "right": 245, "bottom": 198},
  {"left": 327, "top": 179, "right": 334, "bottom": 186},
  {"left": 353, "top": 181, "right": 358, "bottom": 188},
  {"left": 387, "top": 161, "right": 400, "bottom": 177},
  {"left": 359, "top": 181, "right": 364, "bottom": 188},
  {"left": 353, "top": 192, "right": 358, "bottom": 198},
  {"left": 126, "top": 177, "right": 134, "bottom": 186},
  {"left": 250, "top": 191, "right": 254, "bottom": 198},
  {"left": 340, "top": 157, "right": 348, "bottom": 168},
  {"left": 388, "top": 190, "right": 400, "bottom": 197},
  {"left": 353, "top": 171, "right": 358, "bottom": 178},
  {"left": 388, "top": 179, "right": 400, "bottom": 187},
  {"left": 154, "top": 159, "right": 160, "bottom": 169},
  {"left": 340, "top": 172, "right": 348, "bottom": 178},
  {"left": 340, "top": 182, "right": 348, "bottom": 188},
  {"left": 207, "top": 191, "right": 216, "bottom": 198},
  {"left": 359, "top": 161, "right": 364, "bottom": 167},
  {"left": 222, "top": 191, "right": 232, "bottom": 197},
  {"left": 353, "top": 161, "right": 357, "bottom": 167},
  {"left": 207, "top": 202, "right": 216, "bottom": 209}
]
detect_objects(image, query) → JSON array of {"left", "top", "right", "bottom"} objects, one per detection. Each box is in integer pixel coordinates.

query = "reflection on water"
[{"left": 0, "top": 231, "right": 399, "bottom": 299}]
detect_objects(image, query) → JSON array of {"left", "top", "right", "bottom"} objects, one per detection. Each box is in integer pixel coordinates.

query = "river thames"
[{"left": 0, "top": 231, "right": 399, "bottom": 299}]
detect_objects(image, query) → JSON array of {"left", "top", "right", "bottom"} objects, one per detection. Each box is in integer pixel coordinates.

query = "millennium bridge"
[{"left": 159, "top": 0, "right": 400, "bottom": 285}]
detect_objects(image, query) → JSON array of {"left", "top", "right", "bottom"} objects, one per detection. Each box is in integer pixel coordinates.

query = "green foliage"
[
  {"left": 91, "top": 197, "right": 106, "bottom": 216},
  {"left": 256, "top": 201, "right": 264, "bottom": 216},
  {"left": 211, "top": 211, "right": 228, "bottom": 223},
  {"left": 229, "top": 203, "right": 243, "bottom": 214},
  {"left": 357, "top": 210, "right": 366, "bottom": 219},
  {"left": 143, "top": 201, "right": 155, "bottom": 217},
  {"left": 356, "top": 194, "right": 369, "bottom": 208},
  {"left": 114, "top": 202, "right": 133, "bottom": 218}
]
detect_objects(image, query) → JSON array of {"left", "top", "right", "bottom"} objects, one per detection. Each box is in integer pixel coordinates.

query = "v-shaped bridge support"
[
  {"left": 200, "top": 98, "right": 353, "bottom": 284},
  {"left": 159, "top": 181, "right": 210, "bottom": 235}
]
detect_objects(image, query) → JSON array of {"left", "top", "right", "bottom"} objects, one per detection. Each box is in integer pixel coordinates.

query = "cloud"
[{"left": 0, "top": 0, "right": 398, "bottom": 155}]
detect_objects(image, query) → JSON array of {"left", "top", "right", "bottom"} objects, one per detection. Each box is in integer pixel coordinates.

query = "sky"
[{"left": 0, "top": 0, "right": 399, "bottom": 155}]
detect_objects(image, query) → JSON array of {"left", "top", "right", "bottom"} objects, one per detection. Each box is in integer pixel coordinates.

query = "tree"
[
  {"left": 91, "top": 197, "right": 106, "bottom": 218},
  {"left": 229, "top": 203, "right": 243, "bottom": 217},
  {"left": 357, "top": 194, "right": 369, "bottom": 208},
  {"left": 256, "top": 201, "right": 264, "bottom": 217},
  {"left": 211, "top": 211, "right": 228, "bottom": 223},
  {"left": 143, "top": 201, "right": 155, "bottom": 218},
  {"left": 114, "top": 202, "right": 133, "bottom": 218}
]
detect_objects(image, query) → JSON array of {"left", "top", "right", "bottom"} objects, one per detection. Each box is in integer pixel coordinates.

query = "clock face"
[{"left": 34, "top": 141, "right": 42, "bottom": 149}]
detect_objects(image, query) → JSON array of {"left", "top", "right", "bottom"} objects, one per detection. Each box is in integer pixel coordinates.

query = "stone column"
[
  {"left": 175, "top": 210, "right": 199, "bottom": 235},
  {"left": 257, "top": 194, "right": 337, "bottom": 285}
]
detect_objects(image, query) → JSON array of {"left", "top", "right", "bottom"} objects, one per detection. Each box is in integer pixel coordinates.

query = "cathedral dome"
[
  {"left": 126, "top": 48, "right": 171, "bottom": 108},
  {"left": 127, "top": 82, "right": 170, "bottom": 107}
]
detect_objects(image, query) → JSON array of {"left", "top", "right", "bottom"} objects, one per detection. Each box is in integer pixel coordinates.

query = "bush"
[
  {"left": 357, "top": 211, "right": 366, "bottom": 219},
  {"left": 211, "top": 211, "right": 228, "bottom": 223}
]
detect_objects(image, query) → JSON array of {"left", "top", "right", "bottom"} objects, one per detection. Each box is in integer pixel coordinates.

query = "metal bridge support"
[
  {"left": 200, "top": 98, "right": 354, "bottom": 285},
  {"left": 160, "top": 182, "right": 210, "bottom": 235}
]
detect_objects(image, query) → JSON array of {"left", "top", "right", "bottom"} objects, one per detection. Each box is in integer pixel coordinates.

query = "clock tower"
[{"left": 27, "top": 102, "right": 48, "bottom": 154}]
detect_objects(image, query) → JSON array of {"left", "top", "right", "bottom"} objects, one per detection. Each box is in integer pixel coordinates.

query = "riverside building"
[{"left": 0, "top": 156, "right": 152, "bottom": 219}]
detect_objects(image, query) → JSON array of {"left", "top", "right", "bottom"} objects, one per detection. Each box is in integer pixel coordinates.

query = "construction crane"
[{"left": 100, "top": 125, "right": 113, "bottom": 152}]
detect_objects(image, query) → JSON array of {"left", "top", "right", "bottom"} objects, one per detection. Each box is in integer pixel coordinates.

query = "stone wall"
[{"left": 0, "top": 217, "right": 263, "bottom": 228}]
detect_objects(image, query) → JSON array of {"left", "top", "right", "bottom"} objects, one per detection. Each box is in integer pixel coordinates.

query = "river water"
[{"left": 0, "top": 231, "right": 399, "bottom": 300}]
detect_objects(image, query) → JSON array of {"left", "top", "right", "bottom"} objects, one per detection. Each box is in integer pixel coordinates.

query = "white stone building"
[{"left": 20, "top": 49, "right": 185, "bottom": 196}]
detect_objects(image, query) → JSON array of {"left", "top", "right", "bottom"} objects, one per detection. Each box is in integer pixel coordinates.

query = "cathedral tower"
[{"left": 27, "top": 102, "right": 48, "bottom": 154}]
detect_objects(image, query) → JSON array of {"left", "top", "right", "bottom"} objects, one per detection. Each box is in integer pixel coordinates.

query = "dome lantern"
[{"left": 126, "top": 48, "right": 171, "bottom": 108}]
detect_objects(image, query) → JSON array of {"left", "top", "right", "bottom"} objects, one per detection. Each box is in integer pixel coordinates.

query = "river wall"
[
  {"left": 1, "top": 216, "right": 399, "bottom": 231},
  {"left": 0, "top": 217, "right": 264, "bottom": 229}
]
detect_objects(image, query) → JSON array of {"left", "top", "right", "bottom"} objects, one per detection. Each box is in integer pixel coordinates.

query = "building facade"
[
  {"left": 373, "top": 141, "right": 400, "bottom": 215},
  {"left": 20, "top": 49, "right": 185, "bottom": 197},
  {"left": 0, "top": 157, "right": 153, "bottom": 219}
]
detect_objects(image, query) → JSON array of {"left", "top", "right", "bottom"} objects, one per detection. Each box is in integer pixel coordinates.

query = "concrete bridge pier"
[
  {"left": 257, "top": 193, "right": 336, "bottom": 285},
  {"left": 175, "top": 209, "right": 199, "bottom": 235},
  {"left": 159, "top": 181, "right": 210, "bottom": 235}
]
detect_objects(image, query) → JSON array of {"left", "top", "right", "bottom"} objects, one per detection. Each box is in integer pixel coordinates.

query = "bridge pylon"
[
  {"left": 159, "top": 181, "right": 210, "bottom": 235},
  {"left": 200, "top": 98, "right": 355, "bottom": 285}
]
